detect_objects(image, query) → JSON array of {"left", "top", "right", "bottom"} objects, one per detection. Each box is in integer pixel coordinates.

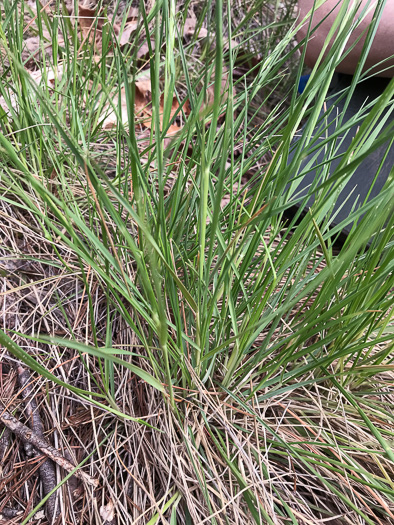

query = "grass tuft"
[{"left": 0, "top": 0, "right": 393, "bottom": 523}]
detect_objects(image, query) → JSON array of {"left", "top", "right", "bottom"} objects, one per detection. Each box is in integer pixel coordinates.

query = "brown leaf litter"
[
  {"left": 77, "top": 3, "right": 138, "bottom": 53},
  {"left": 102, "top": 71, "right": 190, "bottom": 136}
]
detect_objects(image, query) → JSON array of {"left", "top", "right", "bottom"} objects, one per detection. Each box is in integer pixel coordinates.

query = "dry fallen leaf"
[
  {"left": 29, "top": 63, "right": 64, "bottom": 87},
  {"left": 22, "top": 34, "right": 59, "bottom": 67},
  {"left": 183, "top": 18, "right": 208, "bottom": 39},
  {"left": 135, "top": 72, "right": 152, "bottom": 99},
  {"left": 0, "top": 92, "right": 19, "bottom": 116},
  {"left": 202, "top": 67, "right": 234, "bottom": 119},
  {"left": 102, "top": 73, "right": 149, "bottom": 130},
  {"left": 115, "top": 20, "right": 138, "bottom": 46},
  {"left": 102, "top": 87, "right": 131, "bottom": 130},
  {"left": 77, "top": 3, "right": 140, "bottom": 54},
  {"left": 137, "top": 41, "right": 153, "bottom": 60},
  {"left": 78, "top": 4, "right": 105, "bottom": 51},
  {"left": 102, "top": 72, "right": 187, "bottom": 137},
  {"left": 156, "top": 98, "right": 183, "bottom": 136},
  {"left": 127, "top": 6, "right": 139, "bottom": 21},
  {"left": 0, "top": 63, "right": 64, "bottom": 116}
]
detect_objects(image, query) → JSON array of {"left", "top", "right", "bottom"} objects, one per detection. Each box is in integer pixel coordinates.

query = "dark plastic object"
[
  {"left": 298, "top": 74, "right": 311, "bottom": 94},
  {"left": 287, "top": 73, "right": 394, "bottom": 245}
]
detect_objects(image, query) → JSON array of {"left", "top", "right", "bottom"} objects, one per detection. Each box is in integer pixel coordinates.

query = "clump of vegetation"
[{"left": 0, "top": 0, "right": 393, "bottom": 523}]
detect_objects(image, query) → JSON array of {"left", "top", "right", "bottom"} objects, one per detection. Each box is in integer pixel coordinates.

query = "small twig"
[
  {"left": 0, "top": 400, "right": 98, "bottom": 488},
  {"left": 0, "top": 426, "right": 11, "bottom": 463},
  {"left": 17, "top": 367, "right": 41, "bottom": 454},
  {"left": 17, "top": 366, "right": 59, "bottom": 522}
]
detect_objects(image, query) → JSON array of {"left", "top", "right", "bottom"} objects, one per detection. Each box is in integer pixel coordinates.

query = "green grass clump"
[{"left": 0, "top": 0, "right": 393, "bottom": 523}]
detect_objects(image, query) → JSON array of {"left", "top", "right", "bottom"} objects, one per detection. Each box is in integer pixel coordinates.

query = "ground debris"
[
  {"left": 0, "top": 399, "right": 99, "bottom": 488},
  {"left": 17, "top": 365, "right": 60, "bottom": 522}
]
